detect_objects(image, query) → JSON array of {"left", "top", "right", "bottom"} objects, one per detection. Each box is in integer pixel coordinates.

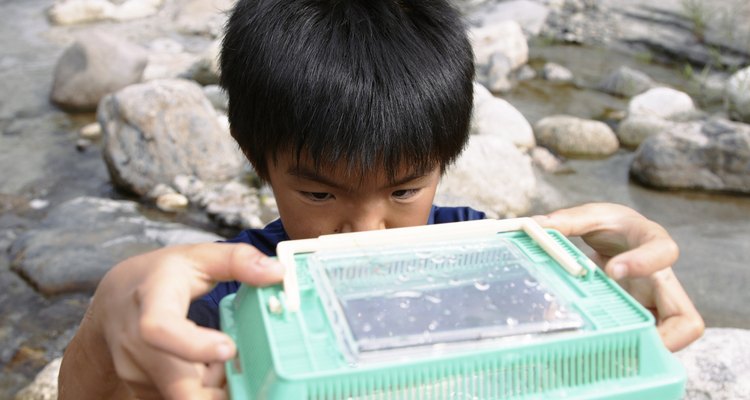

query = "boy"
[{"left": 59, "top": 0, "right": 703, "bottom": 399}]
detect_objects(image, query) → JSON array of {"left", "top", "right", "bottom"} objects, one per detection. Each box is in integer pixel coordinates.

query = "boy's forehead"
[{"left": 274, "top": 151, "right": 436, "bottom": 188}]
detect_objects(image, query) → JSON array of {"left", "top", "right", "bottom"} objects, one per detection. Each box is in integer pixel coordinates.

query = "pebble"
[
  {"left": 78, "top": 122, "right": 101, "bottom": 139},
  {"left": 156, "top": 193, "right": 189, "bottom": 212}
]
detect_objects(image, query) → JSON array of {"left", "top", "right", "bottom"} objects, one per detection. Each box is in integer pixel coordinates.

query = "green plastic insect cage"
[{"left": 220, "top": 218, "right": 686, "bottom": 399}]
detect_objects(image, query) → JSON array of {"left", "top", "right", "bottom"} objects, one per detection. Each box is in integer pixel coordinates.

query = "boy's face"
[{"left": 267, "top": 152, "right": 440, "bottom": 240}]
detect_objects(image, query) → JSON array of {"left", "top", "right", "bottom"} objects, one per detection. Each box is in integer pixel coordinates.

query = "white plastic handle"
[{"left": 277, "top": 218, "right": 585, "bottom": 313}]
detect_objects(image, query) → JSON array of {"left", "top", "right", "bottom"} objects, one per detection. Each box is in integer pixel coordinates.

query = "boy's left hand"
[{"left": 533, "top": 202, "right": 704, "bottom": 352}]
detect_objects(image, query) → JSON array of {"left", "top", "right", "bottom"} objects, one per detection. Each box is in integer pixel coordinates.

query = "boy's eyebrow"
[{"left": 287, "top": 166, "right": 431, "bottom": 190}]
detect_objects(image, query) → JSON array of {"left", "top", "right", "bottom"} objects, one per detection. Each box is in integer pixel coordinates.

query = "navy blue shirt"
[{"left": 187, "top": 205, "right": 485, "bottom": 329}]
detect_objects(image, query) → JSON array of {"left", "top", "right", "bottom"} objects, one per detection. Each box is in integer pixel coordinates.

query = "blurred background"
[{"left": 1, "top": 0, "right": 749, "bottom": 398}]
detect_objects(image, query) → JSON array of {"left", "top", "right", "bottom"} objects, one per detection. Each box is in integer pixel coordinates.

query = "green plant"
[{"left": 680, "top": 0, "right": 709, "bottom": 42}]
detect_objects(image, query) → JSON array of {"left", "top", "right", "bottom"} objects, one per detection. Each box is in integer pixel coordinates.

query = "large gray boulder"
[
  {"left": 436, "top": 134, "right": 536, "bottom": 218},
  {"left": 676, "top": 328, "right": 750, "bottom": 400},
  {"left": 631, "top": 118, "right": 750, "bottom": 193},
  {"left": 50, "top": 33, "right": 147, "bottom": 111},
  {"left": 726, "top": 66, "right": 750, "bottom": 124},
  {"left": 533, "top": 115, "right": 619, "bottom": 158},
  {"left": 99, "top": 79, "right": 245, "bottom": 197},
  {"left": 9, "top": 197, "right": 222, "bottom": 295}
]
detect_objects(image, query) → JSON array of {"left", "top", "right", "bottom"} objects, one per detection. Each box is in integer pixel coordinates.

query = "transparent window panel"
[{"left": 309, "top": 237, "right": 584, "bottom": 361}]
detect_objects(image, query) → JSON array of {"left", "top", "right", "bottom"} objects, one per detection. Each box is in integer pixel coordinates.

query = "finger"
[
  {"left": 532, "top": 203, "right": 641, "bottom": 237},
  {"left": 138, "top": 286, "right": 238, "bottom": 363},
  {"left": 651, "top": 269, "right": 704, "bottom": 351},
  {"left": 604, "top": 237, "right": 679, "bottom": 279},
  {"left": 182, "top": 242, "right": 285, "bottom": 289},
  {"left": 127, "top": 342, "right": 227, "bottom": 400},
  {"left": 134, "top": 243, "right": 285, "bottom": 363},
  {"left": 658, "top": 313, "right": 705, "bottom": 352}
]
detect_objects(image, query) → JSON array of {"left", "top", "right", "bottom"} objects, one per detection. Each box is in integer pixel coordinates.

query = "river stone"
[
  {"left": 617, "top": 115, "right": 677, "bottom": 148},
  {"left": 726, "top": 66, "right": 750, "bottom": 124},
  {"left": 50, "top": 33, "right": 147, "bottom": 112},
  {"left": 627, "top": 87, "right": 696, "bottom": 119},
  {"left": 9, "top": 197, "right": 223, "bottom": 295},
  {"left": 631, "top": 118, "right": 750, "bottom": 193},
  {"left": 598, "top": 66, "right": 655, "bottom": 98},
  {"left": 99, "top": 79, "right": 245, "bottom": 197},
  {"left": 541, "top": 62, "right": 573, "bottom": 83},
  {"left": 467, "top": 0, "right": 549, "bottom": 36},
  {"left": 534, "top": 115, "right": 619, "bottom": 158},
  {"left": 469, "top": 20, "right": 528, "bottom": 73},
  {"left": 472, "top": 83, "right": 535, "bottom": 149},
  {"left": 436, "top": 134, "right": 536, "bottom": 218},
  {"left": 48, "top": 0, "right": 164, "bottom": 25},
  {"left": 676, "top": 328, "right": 750, "bottom": 400},
  {"left": 173, "top": 0, "right": 234, "bottom": 37},
  {"left": 13, "top": 357, "right": 61, "bottom": 400}
]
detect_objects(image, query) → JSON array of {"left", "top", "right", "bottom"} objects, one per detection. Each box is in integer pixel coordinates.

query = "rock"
[
  {"left": 472, "top": 83, "right": 535, "bottom": 149},
  {"left": 9, "top": 197, "right": 223, "bottom": 295},
  {"left": 203, "top": 85, "right": 228, "bottom": 112},
  {"left": 48, "top": 0, "right": 115, "bottom": 25},
  {"left": 631, "top": 118, "right": 750, "bottom": 193},
  {"left": 181, "top": 40, "right": 221, "bottom": 85},
  {"left": 436, "top": 134, "right": 536, "bottom": 218},
  {"left": 530, "top": 146, "right": 566, "bottom": 173},
  {"left": 469, "top": 20, "right": 529, "bottom": 73},
  {"left": 48, "top": 0, "right": 164, "bottom": 25},
  {"left": 541, "top": 62, "right": 573, "bottom": 83},
  {"left": 598, "top": 66, "right": 655, "bottom": 98},
  {"left": 200, "top": 181, "right": 264, "bottom": 229},
  {"left": 156, "top": 193, "right": 189, "bottom": 212},
  {"left": 466, "top": 0, "right": 550, "bottom": 37},
  {"left": 479, "top": 53, "right": 513, "bottom": 93},
  {"left": 99, "top": 79, "right": 245, "bottom": 197},
  {"left": 515, "top": 65, "right": 536, "bottom": 81},
  {"left": 173, "top": 174, "right": 206, "bottom": 203},
  {"left": 78, "top": 122, "right": 101, "bottom": 139},
  {"left": 675, "top": 328, "right": 750, "bottom": 400},
  {"left": 627, "top": 87, "right": 696, "bottom": 120},
  {"left": 50, "top": 33, "right": 147, "bottom": 112},
  {"left": 111, "top": 0, "right": 163, "bottom": 21},
  {"left": 142, "top": 41, "right": 199, "bottom": 82},
  {"left": 617, "top": 115, "right": 677, "bottom": 148},
  {"left": 173, "top": 0, "right": 235, "bottom": 37},
  {"left": 13, "top": 357, "right": 61, "bottom": 400},
  {"left": 534, "top": 115, "right": 619, "bottom": 158},
  {"left": 726, "top": 66, "right": 750, "bottom": 124}
]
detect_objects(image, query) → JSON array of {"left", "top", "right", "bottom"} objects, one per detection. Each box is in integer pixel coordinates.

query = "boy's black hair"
[{"left": 221, "top": 0, "right": 474, "bottom": 182}]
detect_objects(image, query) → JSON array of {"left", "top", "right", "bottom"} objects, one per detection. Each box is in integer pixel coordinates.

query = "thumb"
[{"left": 134, "top": 242, "right": 285, "bottom": 363}]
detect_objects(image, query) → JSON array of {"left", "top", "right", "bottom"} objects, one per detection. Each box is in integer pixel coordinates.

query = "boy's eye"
[
  {"left": 302, "top": 191, "right": 334, "bottom": 201},
  {"left": 392, "top": 188, "right": 420, "bottom": 200}
]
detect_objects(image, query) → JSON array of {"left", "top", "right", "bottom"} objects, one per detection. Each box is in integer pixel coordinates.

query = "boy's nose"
[{"left": 339, "top": 209, "right": 387, "bottom": 233}]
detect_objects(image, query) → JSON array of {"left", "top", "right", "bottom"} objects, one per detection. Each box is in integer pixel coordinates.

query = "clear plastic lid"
[{"left": 309, "top": 237, "right": 584, "bottom": 363}]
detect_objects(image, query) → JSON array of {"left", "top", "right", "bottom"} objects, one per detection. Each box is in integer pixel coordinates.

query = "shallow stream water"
[{"left": 0, "top": 0, "right": 749, "bottom": 397}]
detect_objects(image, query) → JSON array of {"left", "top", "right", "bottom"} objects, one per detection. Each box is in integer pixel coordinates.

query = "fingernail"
[
  {"left": 216, "top": 342, "right": 234, "bottom": 360},
  {"left": 610, "top": 263, "right": 628, "bottom": 280}
]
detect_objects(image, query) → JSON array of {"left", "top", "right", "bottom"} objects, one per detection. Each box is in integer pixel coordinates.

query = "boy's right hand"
[{"left": 59, "top": 243, "right": 285, "bottom": 400}]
